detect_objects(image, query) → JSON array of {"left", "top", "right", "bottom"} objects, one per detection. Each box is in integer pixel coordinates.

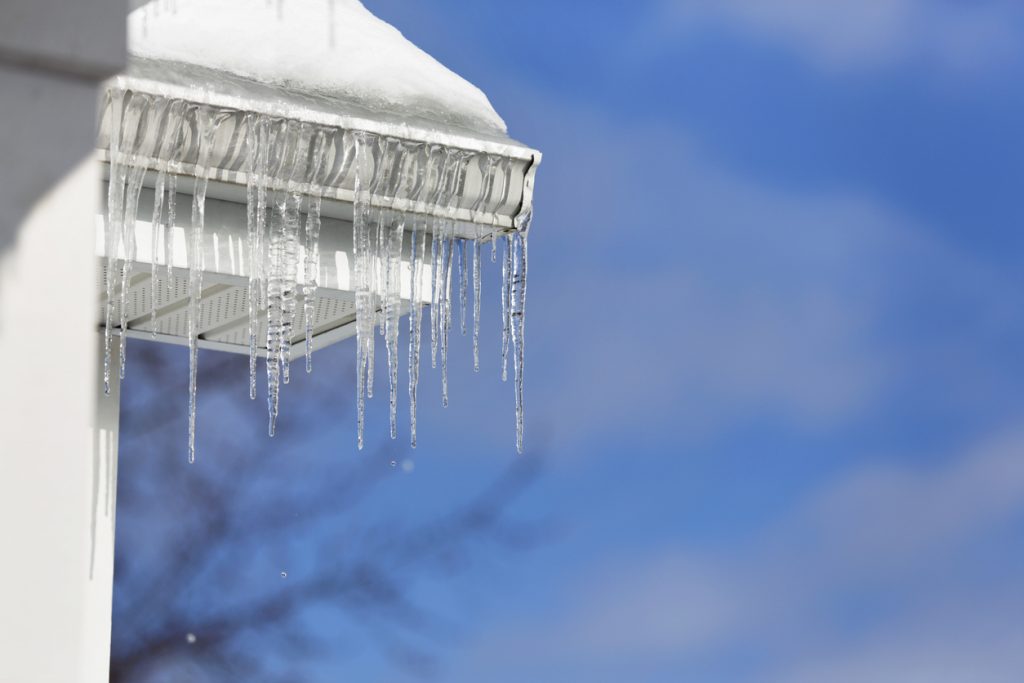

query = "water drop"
[{"left": 186, "top": 633, "right": 197, "bottom": 644}]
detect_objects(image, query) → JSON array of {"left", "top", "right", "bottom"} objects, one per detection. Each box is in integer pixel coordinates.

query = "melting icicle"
[
  {"left": 187, "top": 105, "right": 221, "bottom": 463},
  {"left": 164, "top": 173, "right": 178, "bottom": 283},
  {"left": 352, "top": 131, "right": 376, "bottom": 450},
  {"left": 103, "top": 90, "right": 126, "bottom": 396},
  {"left": 120, "top": 96, "right": 167, "bottom": 380},
  {"left": 509, "top": 226, "right": 530, "bottom": 454},
  {"left": 501, "top": 234, "right": 512, "bottom": 383},
  {"left": 384, "top": 211, "right": 405, "bottom": 439},
  {"left": 428, "top": 147, "right": 452, "bottom": 371},
  {"left": 458, "top": 238, "right": 467, "bottom": 336},
  {"left": 150, "top": 100, "right": 185, "bottom": 337},
  {"left": 250, "top": 115, "right": 272, "bottom": 400},
  {"left": 430, "top": 226, "right": 440, "bottom": 369},
  {"left": 280, "top": 124, "right": 312, "bottom": 387},
  {"left": 470, "top": 156, "right": 496, "bottom": 373},
  {"left": 265, "top": 120, "right": 308, "bottom": 435},
  {"left": 472, "top": 236, "right": 482, "bottom": 372},
  {"left": 408, "top": 218, "right": 427, "bottom": 447},
  {"left": 383, "top": 145, "right": 413, "bottom": 440},
  {"left": 439, "top": 151, "right": 470, "bottom": 407},
  {"left": 244, "top": 113, "right": 259, "bottom": 398},
  {"left": 303, "top": 129, "right": 329, "bottom": 373}
]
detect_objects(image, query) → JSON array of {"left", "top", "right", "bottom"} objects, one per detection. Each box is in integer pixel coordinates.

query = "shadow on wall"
[{"left": 0, "top": 65, "right": 101, "bottom": 258}]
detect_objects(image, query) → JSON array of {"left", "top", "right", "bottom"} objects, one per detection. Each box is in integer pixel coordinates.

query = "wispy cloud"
[
  {"left": 662, "top": 0, "right": 1023, "bottom": 74},
  {"left": 456, "top": 426, "right": 1024, "bottom": 680},
  {"left": 512, "top": 98, "right": 1017, "bottom": 450}
]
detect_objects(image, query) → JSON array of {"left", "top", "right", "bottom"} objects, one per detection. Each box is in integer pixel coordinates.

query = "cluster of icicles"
[{"left": 103, "top": 89, "right": 530, "bottom": 462}]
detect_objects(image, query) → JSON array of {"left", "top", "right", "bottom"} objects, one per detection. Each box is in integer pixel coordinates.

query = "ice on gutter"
[{"left": 100, "top": 0, "right": 539, "bottom": 457}]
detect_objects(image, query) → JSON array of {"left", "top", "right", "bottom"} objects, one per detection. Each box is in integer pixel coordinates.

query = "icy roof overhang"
[
  {"left": 104, "top": 0, "right": 540, "bottom": 238},
  {"left": 98, "top": 0, "right": 538, "bottom": 453}
]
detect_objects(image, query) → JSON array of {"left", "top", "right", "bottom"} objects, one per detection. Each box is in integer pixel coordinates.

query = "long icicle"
[
  {"left": 164, "top": 174, "right": 178, "bottom": 284},
  {"left": 304, "top": 129, "right": 329, "bottom": 373},
  {"left": 408, "top": 217, "right": 426, "bottom": 447},
  {"left": 384, "top": 211, "right": 405, "bottom": 439},
  {"left": 430, "top": 223, "right": 440, "bottom": 368},
  {"left": 103, "top": 89, "right": 127, "bottom": 396},
  {"left": 428, "top": 147, "right": 451, "bottom": 371},
  {"left": 470, "top": 155, "right": 495, "bottom": 373},
  {"left": 245, "top": 113, "right": 260, "bottom": 399},
  {"left": 458, "top": 238, "right": 467, "bottom": 336},
  {"left": 510, "top": 210, "right": 533, "bottom": 454},
  {"left": 472, "top": 234, "right": 482, "bottom": 372},
  {"left": 265, "top": 120, "right": 302, "bottom": 435},
  {"left": 251, "top": 115, "right": 272, "bottom": 400},
  {"left": 110, "top": 94, "right": 146, "bottom": 375},
  {"left": 381, "top": 145, "right": 405, "bottom": 440},
  {"left": 279, "top": 123, "right": 311, "bottom": 387},
  {"left": 501, "top": 233, "right": 513, "bottom": 382},
  {"left": 406, "top": 146, "right": 431, "bottom": 448},
  {"left": 120, "top": 96, "right": 166, "bottom": 380},
  {"left": 353, "top": 131, "right": 376, "bottom": 450},
  {"left": 150, "top": 100, "right": 185, "bottom": 337},
  {"left": 187, "top": 105, "right": 220, "bottom": 463}
]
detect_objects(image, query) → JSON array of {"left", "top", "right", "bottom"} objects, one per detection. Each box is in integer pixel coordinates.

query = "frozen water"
[
  {"left": 187, "top": 105, "right": 222, "bottom": 463},
  {"left": 100, "top": 90, "right": 534, "bottom": 456}
]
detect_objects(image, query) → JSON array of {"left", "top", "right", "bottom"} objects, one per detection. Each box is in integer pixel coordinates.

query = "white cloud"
[
  {"left": 663, "top": 0, "right": 1022, "bottom": 73},
  {"left": 516, "top": 104, "right": 1012, "bottom": 450},
  {"left": 456, "top": 426, "right": 1024, "bottom": 680}
]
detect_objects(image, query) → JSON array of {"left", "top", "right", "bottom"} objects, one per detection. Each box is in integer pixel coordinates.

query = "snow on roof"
[{"left": 128, "top": 0, "right": 507, "bottom": 136}]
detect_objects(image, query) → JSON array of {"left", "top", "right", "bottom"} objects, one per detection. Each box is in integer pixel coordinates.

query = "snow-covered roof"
[{"left": 128, "top": 0, "right": 507, "bottom": 137}]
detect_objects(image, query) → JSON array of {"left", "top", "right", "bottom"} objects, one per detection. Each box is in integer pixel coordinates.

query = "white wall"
[{"left": 0, "top": 3, "right": 125, "bottom": 682}]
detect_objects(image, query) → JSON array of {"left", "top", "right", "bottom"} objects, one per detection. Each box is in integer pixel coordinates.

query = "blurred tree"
[{"left": 110, "top": 342, "right": 542, "bottom": 682}]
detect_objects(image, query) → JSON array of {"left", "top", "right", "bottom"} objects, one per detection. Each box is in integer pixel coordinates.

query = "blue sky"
[{"left": 117, "top": 1, "right": 1024, "bottom": 681}]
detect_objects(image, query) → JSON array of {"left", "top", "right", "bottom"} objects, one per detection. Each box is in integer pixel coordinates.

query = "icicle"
[
  {"left": 458, "top": 239, "right": 468, "bottom": 336},
  {"left": 384, "top": 143, "right": 415, "bottom": 440},
  {"left": 280, "top": 124, "right": 312, "bottom": 386},
  {"left": 365, "top": 138, "right": 397, "bottom": 402},
  {"left": 403, "top": 146, "right": 430, "bottom": 448},
  {"left": 439, "top": 151, "right": 470, "bottom": 408},
  {"left": 150, "top": 100, "right": 185, "bottom": 337},
  {"left": 384, "top": 212, "right": 405, "bottom": 439},
  {"left": 245, "top": 113, "right": 260, "bottom": 399},
  {"left": 103, "top": 89, "right": 126, "bottom": 396},
  {"left": 187, "top": 105, "right": 221, "bottom": 464},
  {"left": 472, "top": 235, "right": 482, "bottom": 372},
  {"left": 352, "top": 131, "right": 377, "bottom": 450},
  {"left": 164, "top": 174, "right": 178, "bottom": 283},
  {"left": 469, "top": 156, "right": 495, "bottom": 373},
  {"left": 441, "top": 221, "right": 454, "bottom": 407},
  {"left": 251, "top": 115, "right": 272, "bottom": 399},
  {"left": 162, "top": 100, "right": 187, "bottom": 287},
  {"left": 120, "top": 96, "right": 166, "bottom": 380},
  {"left": 303, "top": 129, "right": 329, "bottom": 373},
  {"left": 408, "top": 218, "right": 426, "bottom": 447},
  {"left": 265, "top": 120, "right": 306, "bottom": 435},
  {"left": 428, "top": 147, "right": 452, "bottom": 370},
  {"left": 501, "top": 233, "right": 512, "bottom": 383},
  {"left": 509, "top": 225, "right": 530, "bottom": 454},
  {"left": 430, "top": 225, "right": 440, "bottom": 368}
]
